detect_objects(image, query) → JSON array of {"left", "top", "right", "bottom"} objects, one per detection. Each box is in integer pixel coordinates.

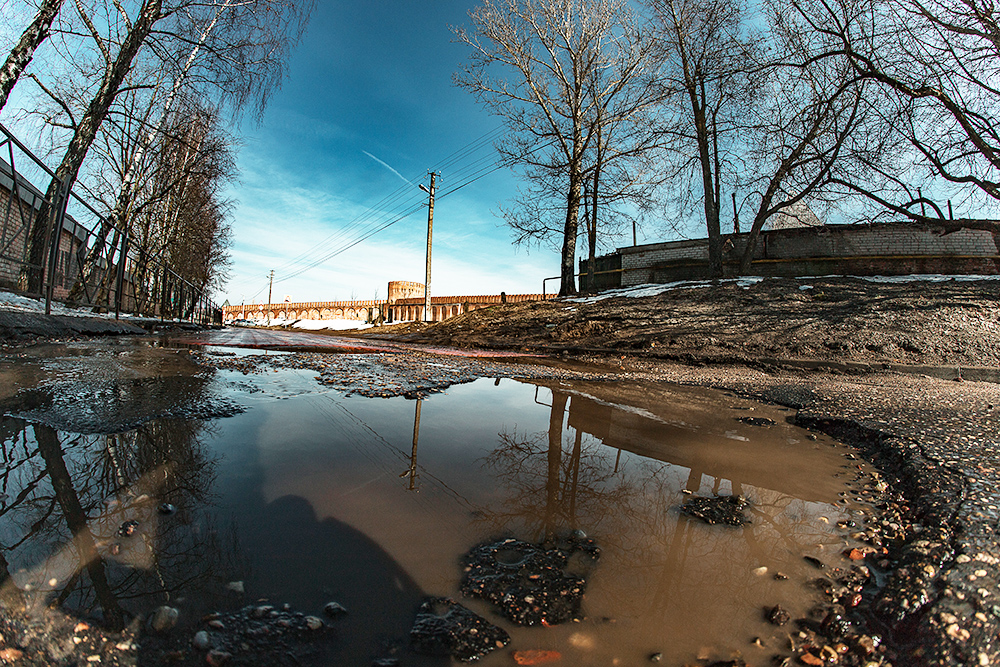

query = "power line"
[
  {"left": 269, "top": 126, "right": 506, "bottom": 278},
  {"left": 269, "top": 132, "right": 558, "bottom": 285}
]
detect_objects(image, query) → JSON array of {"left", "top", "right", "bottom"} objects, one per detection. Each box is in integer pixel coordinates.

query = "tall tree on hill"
[
  {"left": 646, "top": 0, "right": 758, "bottom": 279},
  {"left": 455, "top": 0, "right": 660, "bottom": 296}
]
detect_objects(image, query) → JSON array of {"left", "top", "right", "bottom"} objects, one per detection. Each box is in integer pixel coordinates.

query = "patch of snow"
[
  {"left": 793, "top": 273, "right": 1000, "bottom": 284},
  {"left": 0, "top": 290, "right": 141, "bottom": 320},
  {"left": 237, "top": 317, "right": 371, "bottom": 331},
  {"left": 565, "top": 273, "right": 1000, "bottom": 304},
  {"left": 291, "top": 318, "right": 372, "bottom": 331},
  {"left": 565, "top": 277, "right": 764, "bottom": 304}
]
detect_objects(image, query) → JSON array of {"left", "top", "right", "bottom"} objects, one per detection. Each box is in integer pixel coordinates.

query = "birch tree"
[
  {"left": 22, "top": 0, "right": 165, "bottom": 293},
  {"left": 22, "top": 0, "right": 311, "bottom": 296},
  {"left": 0, "top": 0, "right": 66, "bottom": 112}
]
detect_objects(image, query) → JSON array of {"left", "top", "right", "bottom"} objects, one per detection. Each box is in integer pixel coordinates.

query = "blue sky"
[
  {"left": 222, "top": 0, "right": 566, "bottom": 306},
  {"left": 0, "top": 0, "right": 665, "bottom": 307}
]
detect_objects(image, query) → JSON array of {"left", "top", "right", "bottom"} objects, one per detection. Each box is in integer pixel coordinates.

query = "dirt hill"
[{"left": 360, "top": 276, "right": 1000, "bottom": 371}]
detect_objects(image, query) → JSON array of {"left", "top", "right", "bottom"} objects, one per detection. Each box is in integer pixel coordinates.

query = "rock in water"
[
  {"left": 680, "top": 495, "right": 751, "bottom": 526},
  {"left": 192, "top": 630, "right": 211, "bottom": 650},
  {"left": 149, "top": 606, "right": 179, "bottom": 632},
  {"left": 118, "top": 520, "right": 139, "bottom": 537},
  {"left": 460, "top": 535, "right": 600, "bottom": 626},
  {"left": 766, "top": 604, "right": 790, "bottom": 626},
  {"left": 322, "top": 601, "right": 347, "bottom": 617},
  {"left": 410, "top": 597, "right": 509, "bottom": 662}
]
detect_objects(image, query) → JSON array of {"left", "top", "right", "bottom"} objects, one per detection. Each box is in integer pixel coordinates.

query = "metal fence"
[{"left": 0, "top": 123, "right": 219, "bottom": 325}]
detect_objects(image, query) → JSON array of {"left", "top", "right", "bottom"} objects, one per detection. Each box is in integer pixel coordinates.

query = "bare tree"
[
  {"left": 21, "top": 0, "right": 166, "bottom": 294},
  {"left": 733, "top": 0, "right": 871, "bottom": 274},
  {"left": 788, "top": 0, "right": 1000, "bottom": 231},
  {"left": 580, "top": 42, "right": 665, "bottom": 290},
  {"left": 22, "top": 0, "right": 311, "bottom": 296},
  {"left": 646, "top": 0, "right": 758, "bottom": 278},
  {"left": 455, "top": 0, "right": 659, "bottom": 296},
  {"left": 0, "top": 0, "right": 66, "bottom": 112}
]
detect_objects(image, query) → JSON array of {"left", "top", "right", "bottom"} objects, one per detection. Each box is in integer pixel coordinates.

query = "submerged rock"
[
  {"left": 766, "top": 604, "right": 790, "bottom": 626},
  {"left": 118, "top": 519, "right": 139, "bottom": 537},
  {"left": 149, "top": 605, "right": 179, "bottom": 632},
  {"left": 460, "top": 535, "right": 600, "bottom": 626},
  {"left": 410, "top": 597, "right": 509, "bottom": 662},
  {"left": 680, "top": 495, "right": 751, "bottom": 526},
  {"left": 737, "top": 416, "right": 776, "bottom": 427},
  {"left": 322, "top": 601, "right": 348, "bottom": 618}
]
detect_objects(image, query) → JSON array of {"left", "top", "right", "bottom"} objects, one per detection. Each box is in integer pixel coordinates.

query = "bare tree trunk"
[
  {"left": 559, "top": 170, "right": 583, "bottom": 296},
  {"left": 693, "top": 93, "right": 722, "bottom": 278},
  {"left": 25, "top": 0, "right": 163, "bottom": 294},
  {"left": 587, "top": 166, "right": 601, "bottom": 292},
  {"left": 0, "top": 0, "right": 65, "bottom": 111}
]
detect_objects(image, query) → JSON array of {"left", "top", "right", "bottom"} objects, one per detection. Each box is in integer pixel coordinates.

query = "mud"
[
  {"left": 358, "top": 276, "right": 1000, "bottom": 370},
  {"left": 409, "top": 597, "right": 509, "bottom": 662},
  {"left": 680, "top": 495, "right": 752, "bottom": 526},
  {"left": 459, "top": 535, "right": 600, "bottom": 627}
]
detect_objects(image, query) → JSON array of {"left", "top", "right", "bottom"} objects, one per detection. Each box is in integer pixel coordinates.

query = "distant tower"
[{"left": 387, "top": 280, "right": 425, "bottom": 303}]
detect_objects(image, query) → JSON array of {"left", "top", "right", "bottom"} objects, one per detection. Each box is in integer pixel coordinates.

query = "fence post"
[{"left": 114, "top": 231, "right": 127, "bottom": 320}]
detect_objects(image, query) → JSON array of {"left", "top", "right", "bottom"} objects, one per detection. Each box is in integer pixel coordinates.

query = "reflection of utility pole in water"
[
  {"left": 33, "top": 424, "right": 124, "bottom": 629},
  {"left": 401, "top": 398, "right": 422, "bottom": 491}
]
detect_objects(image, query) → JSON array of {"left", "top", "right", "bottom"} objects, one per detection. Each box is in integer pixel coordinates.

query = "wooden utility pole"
[
  {"left": 267, "top": 269, "right": 274, "bottom": 325},
  {"left": 419, "top": 173, "right": 438, "bottom": 322}
]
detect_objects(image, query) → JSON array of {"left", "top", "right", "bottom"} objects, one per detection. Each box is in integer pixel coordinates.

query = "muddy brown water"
[{"left": 0, "top": 340, "right": 880, "bottom": 666}]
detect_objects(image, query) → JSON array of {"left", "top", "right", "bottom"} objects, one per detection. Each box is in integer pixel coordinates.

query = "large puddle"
[{"left": 0, "top": 340, "right": 881, "bottom": 665}]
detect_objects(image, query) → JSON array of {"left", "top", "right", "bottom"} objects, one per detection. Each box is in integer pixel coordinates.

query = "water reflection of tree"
[
  {"left": 475, "top": 384, "right": 854, "bottom": 632},
  {"left": 0, "top": 414, "right": 238, "bottom": 629}
]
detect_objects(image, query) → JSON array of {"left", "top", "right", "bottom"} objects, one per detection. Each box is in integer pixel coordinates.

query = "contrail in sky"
[{"left": 362, "top": 151, "right": 415, "bottom": 186}]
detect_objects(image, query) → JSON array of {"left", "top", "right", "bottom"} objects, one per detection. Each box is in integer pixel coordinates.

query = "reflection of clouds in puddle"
[{"left": 724, "top": 430, "right": 749, "bottom": 441}]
